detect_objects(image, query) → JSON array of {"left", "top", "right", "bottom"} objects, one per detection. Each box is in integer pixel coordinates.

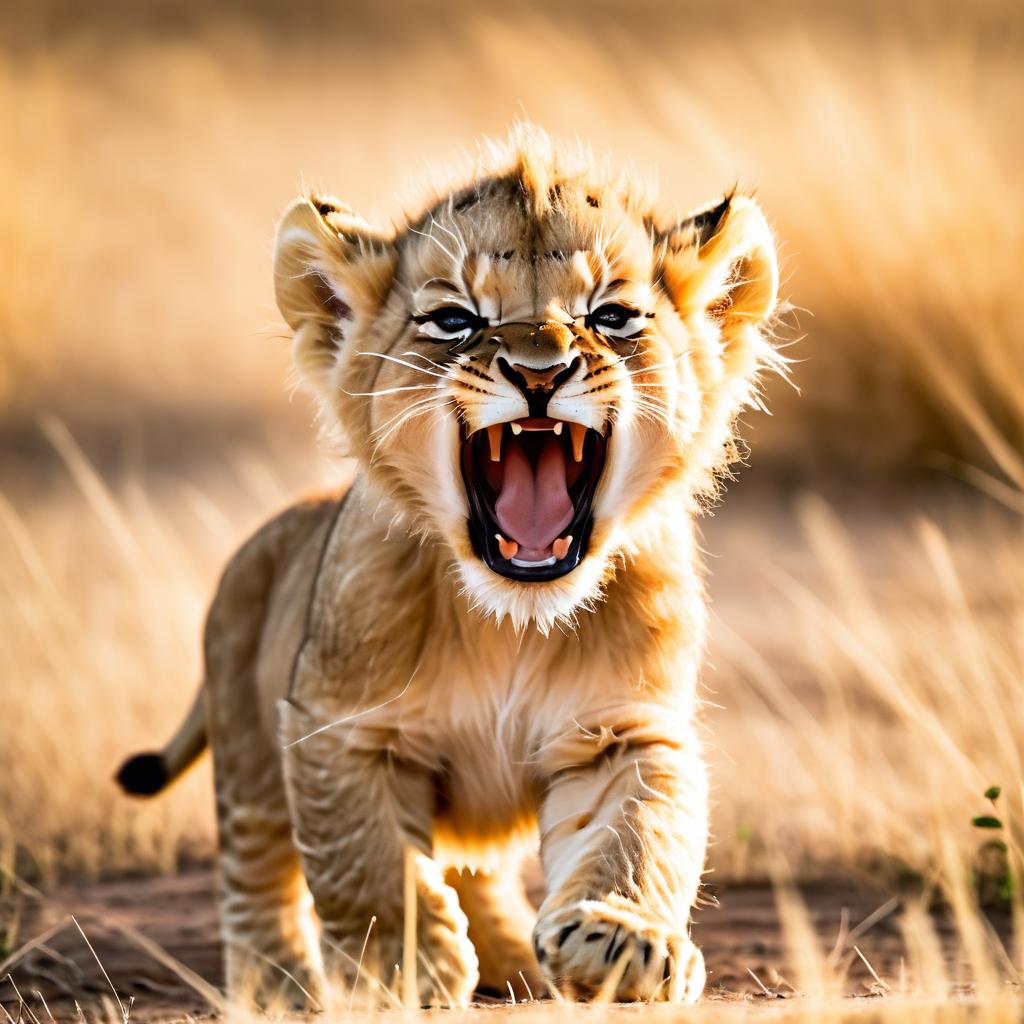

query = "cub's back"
[{"left": 204, "top": 488, "right": 349, "bottom": 748}]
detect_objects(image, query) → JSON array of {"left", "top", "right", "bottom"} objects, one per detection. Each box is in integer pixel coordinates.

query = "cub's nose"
[
  {"left": 499, "top": 359, "right": 579, "bottom": 394},
  {"left": 497, "top": 356, "right": 581, "bottom": 416},
  {"left": 490, "top": 321, "right": 582, "bottom": 414}
]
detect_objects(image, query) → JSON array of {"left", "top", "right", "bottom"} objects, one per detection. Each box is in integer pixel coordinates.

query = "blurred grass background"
[
  {"left": 1, "top": 0, "right": 1022, "bottom": 897},
  {"left": 3, "top": 0, "right": 1022, "bottom": 476}
]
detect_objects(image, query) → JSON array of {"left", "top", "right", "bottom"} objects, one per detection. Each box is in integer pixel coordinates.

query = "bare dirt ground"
[{"left": 2, "top": 869, "right": 1009, "bottom": 1021}]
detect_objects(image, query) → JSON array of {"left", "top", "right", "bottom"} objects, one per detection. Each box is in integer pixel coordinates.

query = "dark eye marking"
[
  {"left": 585, "top": 303, "right": 639, "bottom": 332},
  {"left": 412, "top": 306, "right": 487, "bottom": 336}
]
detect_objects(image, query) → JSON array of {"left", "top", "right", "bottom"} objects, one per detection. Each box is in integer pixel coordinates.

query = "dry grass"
[
  {"left": 707, "top": 492, "right": 1024, "bottom": 886},
  {"left": 310, "top": 999, "right": 1024, "bottom": 1022},
  {"left": 0, "top": 419, "right": 332, "bottom": 879},
  {"left": 2, "top": 1, "right": 1023, "bottom": 1018},
  {"left": 2, "top": 423, "right": 1022, "bottom": 888},
  {"left": 1, "top": 464, "right": 1021, "bottom": 1024},
  {"left": 1, "top": 1, "right": 1022, "bottom": 471},
  {"left": 384, "top": 998, "right": 1024, "bottom": 1022}
]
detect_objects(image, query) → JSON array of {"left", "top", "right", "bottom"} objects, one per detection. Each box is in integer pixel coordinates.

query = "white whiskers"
[
  {"left": 370, "top": 394, "right": 451, "bottom": 452},
  {"left": 356, "top": 350, "right": 451, "bottom": 381},
  {"left": 343, "top": 382, "right": 443, "bottom": 398}
]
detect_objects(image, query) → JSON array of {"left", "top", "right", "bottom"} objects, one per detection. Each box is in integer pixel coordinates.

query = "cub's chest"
[{"left": 427, "top": 680, "right": 550, "bottom": 866}]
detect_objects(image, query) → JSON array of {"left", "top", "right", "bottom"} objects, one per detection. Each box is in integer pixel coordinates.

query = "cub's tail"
[{"left": 116, "top": 683, "right": 208, "bottom": 797}]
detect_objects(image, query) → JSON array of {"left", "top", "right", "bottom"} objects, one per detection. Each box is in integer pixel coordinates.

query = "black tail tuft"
[{"left": 116, "top": 752, "right": 168, "bottom": 796}]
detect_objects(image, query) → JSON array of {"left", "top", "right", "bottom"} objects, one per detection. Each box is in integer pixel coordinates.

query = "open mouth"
[{"left": 460, "top": 417, "right": 608, "bottom": 582}]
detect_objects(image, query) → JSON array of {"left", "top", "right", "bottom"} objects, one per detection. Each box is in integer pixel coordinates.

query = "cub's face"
[{"left": 275, "top": 145, "right": 778, "bottom": 628}]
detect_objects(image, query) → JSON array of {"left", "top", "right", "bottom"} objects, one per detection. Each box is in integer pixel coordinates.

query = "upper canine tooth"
[
  {"left": 486, "top": 424, "right": 503, "bottom": 462},
  {"left": 569, "top": 422, "right": 587, "bottom": 462},
  {"left": 553, "top": 421, "right": 563, "bottom": 435},
  {"left": 510, "top": 422, "right": 523, "bottom": 435}
]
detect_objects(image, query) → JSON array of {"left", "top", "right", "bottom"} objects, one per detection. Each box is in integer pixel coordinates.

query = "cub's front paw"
[
  {"left": 322, "top": 856, "right": 479, "bottom": 1008},
  {"left": 325, "top": 927, "right": 477, "bottom": 1010},
  {"left": 533, "top": 900, "right": 704, "bottom": 1002},
  {"left": 410, "top": 870, "right": 480, "bottom": 1007}
]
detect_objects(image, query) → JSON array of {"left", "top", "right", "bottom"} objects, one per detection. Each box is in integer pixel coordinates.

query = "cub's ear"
[
  {"left": 274, "top": 195, "right": 397, "bottom": 389},
  {"left": 659, "top": 193, "right": 778, "bottom": 330},
  {"left": 659, "top": 193, "right": 779, "bottom": 409}
]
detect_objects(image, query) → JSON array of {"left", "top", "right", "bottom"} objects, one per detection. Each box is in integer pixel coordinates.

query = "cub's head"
[{"left": 275, "top": 130, "right": 780, "bottom": 629}]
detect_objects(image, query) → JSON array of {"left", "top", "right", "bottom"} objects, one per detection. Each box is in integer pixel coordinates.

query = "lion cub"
[{"left": 119, "top": 127, "right": 780, "bottom": 1007}]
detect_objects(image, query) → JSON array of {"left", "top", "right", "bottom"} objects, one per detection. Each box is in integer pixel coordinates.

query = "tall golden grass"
[
  {"left": 1, "top": 1, "right": 1022, "bottom": 471},
  {"left": 1, "top": 2, "right": 1023, "bottom": 1015},
  {"left": 709, "top": 492, "right": 1023, "bottom": 885},
  {"left": 2, "top": 414, "right": 1022, "bottom": 893}
]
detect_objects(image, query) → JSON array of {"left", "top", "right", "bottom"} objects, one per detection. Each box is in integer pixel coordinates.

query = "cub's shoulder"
[{"left": 206, "top": 484, "right": 352, "bottom": 634}]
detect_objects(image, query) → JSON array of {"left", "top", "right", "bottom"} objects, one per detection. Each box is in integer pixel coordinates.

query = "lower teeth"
[{"left": 510, "top": 556, "right": 557, "bottom": 568}]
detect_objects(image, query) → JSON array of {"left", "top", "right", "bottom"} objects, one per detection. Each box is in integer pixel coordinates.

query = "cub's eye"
[
  {"left": 415, "top": 306, "right": 487, "bottom": 338},
  {"left": 587, "top": 303, "right": 641, "bottom": 334}
]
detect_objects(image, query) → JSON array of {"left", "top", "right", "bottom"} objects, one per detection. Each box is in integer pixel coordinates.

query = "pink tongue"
[{"left": 495, "top": 436, "right": 574, "bottom": 559}]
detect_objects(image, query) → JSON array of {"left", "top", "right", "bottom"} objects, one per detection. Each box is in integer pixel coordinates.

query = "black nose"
[{"left": 498, "top": 357, "right": 581, "bottom": 416}]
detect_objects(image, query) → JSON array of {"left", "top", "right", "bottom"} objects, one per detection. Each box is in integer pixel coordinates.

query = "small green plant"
[{"left": 971, "top": 785, "right": 1015, "bottom": 906}]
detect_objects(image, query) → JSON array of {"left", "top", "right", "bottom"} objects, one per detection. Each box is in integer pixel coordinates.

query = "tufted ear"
[
  {"left": 658, "top": 194, "right": 779, "bottom": 413},
  {"left": 659, "top": 192, "right": 778, "bottom": 327},
  {"left": 274, "top": 194, "right": 397, "bottom": 391},
  {"left": 659, "top": 193, "right": 778, "bottom": 331}
]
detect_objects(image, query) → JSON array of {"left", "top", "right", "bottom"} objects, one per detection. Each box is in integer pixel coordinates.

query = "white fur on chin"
[{"left": 455, "top": 542, "right": 612, "bottom": 635}]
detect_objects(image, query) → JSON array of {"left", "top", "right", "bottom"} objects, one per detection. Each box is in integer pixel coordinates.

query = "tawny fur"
[{"left": 124, "top": 126, "right": 780, "bottom": 1008}]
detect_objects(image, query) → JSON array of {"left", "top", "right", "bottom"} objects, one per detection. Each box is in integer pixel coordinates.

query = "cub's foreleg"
[
  {"left": 280, "top": 700, "right": 479, "bottom": 1007},
  {"left": 533, "top": 734, "right": 708, "bottom": 1002}
]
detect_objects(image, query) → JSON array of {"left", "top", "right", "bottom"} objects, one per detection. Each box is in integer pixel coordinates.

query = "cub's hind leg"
[
  {"left": 203, "top": 509, "right": 334, "bottom": 1009},
  {"left": 211, "top": 729, "right": 321, "bottom": 1008}
]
